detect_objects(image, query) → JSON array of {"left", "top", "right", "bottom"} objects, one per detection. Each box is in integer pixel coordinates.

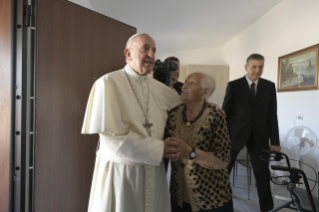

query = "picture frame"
[{"left": 277, "top": 44, "right": 319, "bottom": 92}]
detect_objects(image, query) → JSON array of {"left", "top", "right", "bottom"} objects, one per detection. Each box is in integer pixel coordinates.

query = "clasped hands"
[{"left": 163, "top": 137, "right": 192, "bottom": 161}]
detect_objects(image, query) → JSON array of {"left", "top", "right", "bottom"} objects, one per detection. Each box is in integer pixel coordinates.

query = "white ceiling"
[{"left": 69, "top": 0, "right": 282, "bottom": 57}]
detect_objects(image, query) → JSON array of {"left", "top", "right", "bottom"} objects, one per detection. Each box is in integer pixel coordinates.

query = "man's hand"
[
  {"left": 163, "top": 137, "right": 192, "bottom": 161},
  {"left": 270, "top": 145, "right": 281, "bottom": 152},
  {"left": 209, "top": 103, "right": 226, "bottom": 117},
  {"left": 163, "top": 137, "right": 176, "bottom": 155}
]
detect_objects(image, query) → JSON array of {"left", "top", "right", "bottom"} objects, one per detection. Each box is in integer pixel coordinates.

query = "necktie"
[{"left": 251, "top": 83, "right": 256, "bottom": 99}]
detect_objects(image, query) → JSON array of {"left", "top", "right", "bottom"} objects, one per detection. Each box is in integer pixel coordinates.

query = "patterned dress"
[{"left": 165, "top": 104, "right": 232, "bottom": 212}]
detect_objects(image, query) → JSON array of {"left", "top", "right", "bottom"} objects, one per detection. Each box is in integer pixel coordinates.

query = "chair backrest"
[
  {"left": 237, "top": 146, "right": 248, "bottom": 160},
  {"left": 237, "top": 146, "right": 251, "bottom": 163}
]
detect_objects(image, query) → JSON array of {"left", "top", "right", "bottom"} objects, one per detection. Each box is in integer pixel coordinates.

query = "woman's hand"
[
  {"left": 163, "top": 137, "right": 175, "bottom": 155},
  {"left": 164, "top": 137, "right": 192, "bottom": 161}
]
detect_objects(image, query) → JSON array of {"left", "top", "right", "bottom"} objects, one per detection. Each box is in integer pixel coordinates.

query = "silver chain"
[{"left": 124, "top": 70, "right": 152, "bottom": 136}]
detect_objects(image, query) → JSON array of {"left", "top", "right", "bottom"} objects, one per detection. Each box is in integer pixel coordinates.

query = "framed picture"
[{"left": 277, "top": 44, "right": 319, "bottom": 92}]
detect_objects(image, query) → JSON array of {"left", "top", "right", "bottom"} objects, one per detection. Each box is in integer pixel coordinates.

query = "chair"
[
  {"left": 232, "top": 148, "right": 255, "bottom": 199},
  {"left": 262, "top": 150, "right": 318, "bottom": 212}
]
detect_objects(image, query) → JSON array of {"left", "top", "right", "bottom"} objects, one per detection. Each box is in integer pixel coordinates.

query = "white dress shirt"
[{"left": 245, "top": 75, "right": 259, "bottom": 94}]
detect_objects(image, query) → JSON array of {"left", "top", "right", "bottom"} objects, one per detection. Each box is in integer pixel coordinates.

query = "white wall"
[
  {"left": 160, "top": 47, "right": 226, "bottom": 66},
  {"left": 223, "top": 0, "right": 319, "bottom": 195},
  {"left": 68, "top": 0, "right": 94, "bottom": 10}
]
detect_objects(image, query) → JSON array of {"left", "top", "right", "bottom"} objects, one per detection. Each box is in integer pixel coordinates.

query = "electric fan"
[{"left": 285, "top": 125, "right": 317, "bottom": 160}]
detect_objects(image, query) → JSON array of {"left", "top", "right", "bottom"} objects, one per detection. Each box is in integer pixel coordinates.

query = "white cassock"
[{"left": 81, "top": 64, "right": 181, "bottom": 212}]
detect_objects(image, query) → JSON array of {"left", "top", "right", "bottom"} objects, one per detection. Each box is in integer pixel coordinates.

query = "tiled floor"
[{"left": 231, "top": 174, "right": 296, "bottom": 212}]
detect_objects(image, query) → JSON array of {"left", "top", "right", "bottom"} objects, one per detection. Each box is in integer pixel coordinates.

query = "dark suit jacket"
[
  {"left": 173, "top": 81, "right": 184, "bottom": 95},
  {"left": 222, "top": 76, "right": 280, "bottom": 151}
]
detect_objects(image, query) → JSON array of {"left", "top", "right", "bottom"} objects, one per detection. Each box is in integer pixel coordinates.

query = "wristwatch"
[{"left": 189, "top": 147, "right": 196, "bottom": 160}]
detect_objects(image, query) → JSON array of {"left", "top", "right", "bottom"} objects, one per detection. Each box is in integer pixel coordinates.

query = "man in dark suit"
[
  {"left": 222, "top": 54, "right": 281, "bottom": 212},
  {"left": 164, "top": 57, "right": 184, "bottom": 95}
]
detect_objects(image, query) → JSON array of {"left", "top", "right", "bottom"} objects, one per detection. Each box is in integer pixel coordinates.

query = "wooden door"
[
  {"left": 35, "top": 1, "right": 136, "bottom": 211},
  {"left": 0, "top": 0, "right": 13, "bottom": 211}
]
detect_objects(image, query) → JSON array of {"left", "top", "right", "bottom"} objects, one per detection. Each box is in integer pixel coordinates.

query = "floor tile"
[
  {"left": 236, "top": 198, "right": 260, "bottom": 212},
  {"left": 234, "top": 206, "right": 248, "bottom": 212},
  {"left": 232, "top": 185, "right": 258, "bottom": 201},
  {"left": 230, "top": 174, "right": 296, "bottom": 211},
  {"left": 232, "top": 197, "right": 242, "bottom": 207}
]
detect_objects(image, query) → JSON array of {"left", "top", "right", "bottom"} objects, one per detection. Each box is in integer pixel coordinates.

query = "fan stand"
[
  {"left": 298, "top": 158, "right": 304, "bottom": 188},
  {"left": 295, "top": 116, "right": 304, "bottom": 188}
]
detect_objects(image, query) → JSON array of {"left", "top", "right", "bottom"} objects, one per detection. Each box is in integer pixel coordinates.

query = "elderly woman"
[{"left": 164, "top": 72, "right": 233, "bottom": 212}]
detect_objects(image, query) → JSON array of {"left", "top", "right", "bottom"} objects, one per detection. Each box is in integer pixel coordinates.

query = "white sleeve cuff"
[{"left": 116, "top": 131, "right": 164, "bottom": 166}]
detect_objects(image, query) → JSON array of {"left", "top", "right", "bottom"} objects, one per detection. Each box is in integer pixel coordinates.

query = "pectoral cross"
[{"left": 143, "top": 118, "right": 153, "bottom": 136}]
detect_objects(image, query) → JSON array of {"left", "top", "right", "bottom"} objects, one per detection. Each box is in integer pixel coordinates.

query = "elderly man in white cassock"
[
  {"left": 81, "top": 33, "right": 181, "bottom": 212},
  {"left": 81, "top": 34, "right": 221, "bottom": 212}
]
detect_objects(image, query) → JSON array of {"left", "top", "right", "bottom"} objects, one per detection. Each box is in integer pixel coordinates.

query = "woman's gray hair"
[{"left": 193, "top": 72, "right": 216, "bottom": 100}]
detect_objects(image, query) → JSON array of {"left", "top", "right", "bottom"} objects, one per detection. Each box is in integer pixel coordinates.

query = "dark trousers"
[
  {"left": 227, "top": 146, "right": 274, "bottom": 212},
  {"left": 171, "top": 199, "right": 233, "bottom": 212}
]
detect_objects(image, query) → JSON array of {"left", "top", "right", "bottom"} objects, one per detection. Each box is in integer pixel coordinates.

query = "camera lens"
[
  {"left": 152, "top": 59, "right": 172, "bottom": 87},
  {"left": 156, "top": 72, "right": 167, "bottom": 83}
]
